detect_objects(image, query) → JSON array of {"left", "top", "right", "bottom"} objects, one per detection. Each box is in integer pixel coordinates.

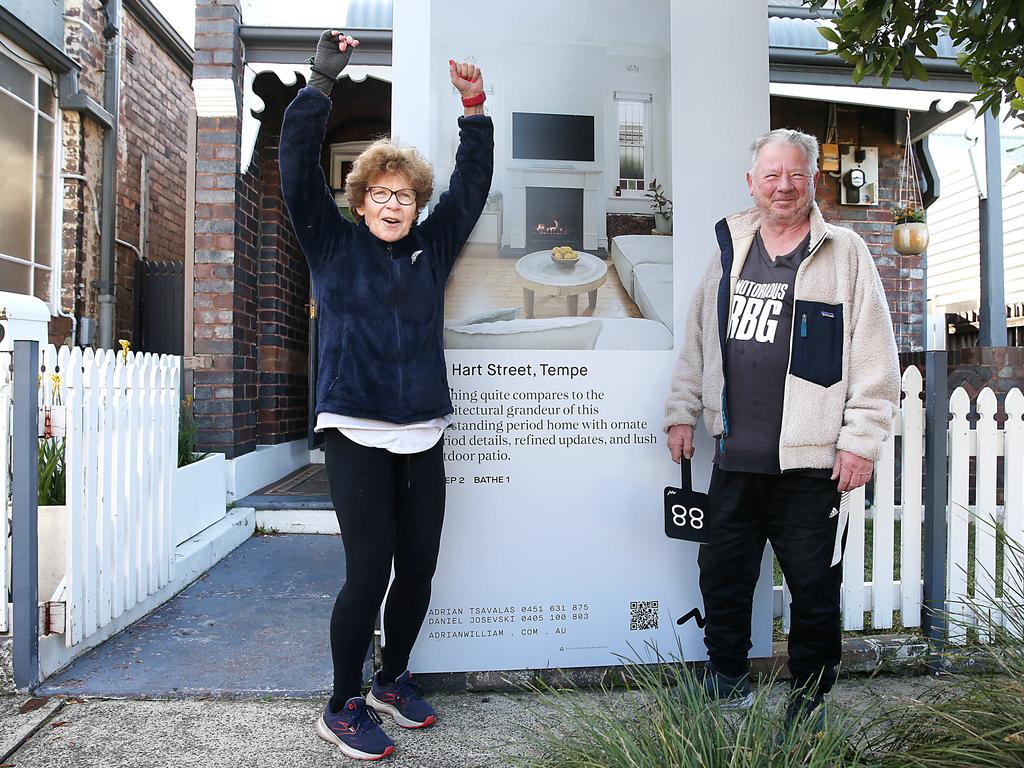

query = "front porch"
[{"left": 241, "top": 464, "right": 341, "bottom": 536}]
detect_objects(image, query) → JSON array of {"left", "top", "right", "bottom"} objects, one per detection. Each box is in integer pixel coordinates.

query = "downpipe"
[{"left": 97, "top": 0, "right": 122, "bottom": 349}]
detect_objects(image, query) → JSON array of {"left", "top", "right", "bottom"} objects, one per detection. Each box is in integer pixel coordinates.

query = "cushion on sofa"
[
  {"left": 593, "top": 318, "right": 673, "bottom": 350},
  {"left": 610, "top": 235, "right": 673, "bottom": 299},
  {"left": 633, "top": 263, "right": 674, "bottom": 331},
  {"left": 447, "top": 306, "right": 520, "bottom": 326},
  {"left": 443, "top": 317, "right": 602, "bottom": 350}
]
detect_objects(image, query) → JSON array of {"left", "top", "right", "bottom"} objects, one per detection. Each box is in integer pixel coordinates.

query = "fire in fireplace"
[{"left": 526, "top": 187, "right": 583, "bottom": 251}]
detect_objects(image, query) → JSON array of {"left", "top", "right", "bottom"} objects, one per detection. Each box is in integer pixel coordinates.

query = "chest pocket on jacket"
[{"left": 790, "top": 300, "right": 843, "bottom": 387}]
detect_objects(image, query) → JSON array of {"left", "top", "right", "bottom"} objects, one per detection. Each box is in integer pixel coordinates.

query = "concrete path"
[{"left": 38, "top": 535, "right": 347, "bottom": 698}]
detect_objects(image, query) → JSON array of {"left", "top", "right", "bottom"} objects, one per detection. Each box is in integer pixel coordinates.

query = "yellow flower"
[
  {"left": 50, "top": 372, "right": 63, "bottom": 405},
  {"left": 118, "top": 338, "right": 131, "bottom": 362}
]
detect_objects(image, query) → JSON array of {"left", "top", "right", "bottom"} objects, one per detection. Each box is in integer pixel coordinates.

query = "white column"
[
  {"left": 670, "top": 1, "right": 773, "bottom": 657},
  {"left": 671, "top": 1, "right": 768, "bottom": 304},
  {"left": 390, "top": 0, "right": 432, "bottom": 154}
]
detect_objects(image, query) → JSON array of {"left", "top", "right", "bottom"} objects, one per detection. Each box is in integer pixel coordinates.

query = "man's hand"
[
  {"left": 667, "top": 424, "right": 694, "bottom": 464},
  {"left": 309, "top": 30, "right": 359, "bottom": 95},
  {"left": 831, "top": 449, "right": 873, "bottom": 492},
  {"left": 449, "top": 60, "right": 483, "bottom": 99}
]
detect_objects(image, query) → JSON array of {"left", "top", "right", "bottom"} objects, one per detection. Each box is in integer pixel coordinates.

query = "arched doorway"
[{"left": 249, "top": 71, "right": 392, "bottom": 451}]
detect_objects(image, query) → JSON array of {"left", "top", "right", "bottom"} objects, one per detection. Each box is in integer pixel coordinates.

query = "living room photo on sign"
[{"left": 431, "top": 0, "right": 674, "bottom": 352}]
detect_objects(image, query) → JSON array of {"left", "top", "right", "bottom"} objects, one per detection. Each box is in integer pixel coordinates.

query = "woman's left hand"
[{"left": 449, "top": 60, "right": 483, "bottom": 99}]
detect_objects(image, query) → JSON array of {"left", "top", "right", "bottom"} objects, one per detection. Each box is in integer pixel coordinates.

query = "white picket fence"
[
  {"left": 3, "top": 353, "right": 1023, "bottom": 649},
  {"left": 777, "top": 366, "right": 1024, "bottom": 643},
  {"left": 0, "top": 345, "right": 181, "bottom": 647}
]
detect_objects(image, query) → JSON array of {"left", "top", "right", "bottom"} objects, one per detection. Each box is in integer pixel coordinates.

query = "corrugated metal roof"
[
  {"left": 346, "top": 0, "right": 392, "bottom": 30},
  {"left": 768, "top": 11, "right": 960, "bottom": 59},
  {"left": 769, "top": 15, "right": 829, "bottom": 50}
]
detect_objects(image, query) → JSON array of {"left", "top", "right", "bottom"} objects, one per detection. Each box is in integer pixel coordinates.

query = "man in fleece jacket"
[{"left": 664, "top": 128, "right": 900, "bottom": 729}]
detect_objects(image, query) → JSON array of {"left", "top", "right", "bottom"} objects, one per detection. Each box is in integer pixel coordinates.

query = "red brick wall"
[
  {"left": 256, "top": 128, "right": 310, "bottom": 444},
  {"left": 902, "top": 347, "right": 1024, "bottom": 412},
  {"left": 772, "top": 97, "right": 925, "bottom": 352},
  {"left": 55, "top": 0, "right": 193, "bottom": 348},
  {"left": 191, "top": 0, "right": 259, "bottom": 457},
  {"left": 114, "top": 12, "right": 194, "bottom": 344},
  {"left": 56, "top": 0, "right": 110, "bottom": 345}
]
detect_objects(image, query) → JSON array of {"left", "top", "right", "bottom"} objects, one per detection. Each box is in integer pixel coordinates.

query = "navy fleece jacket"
[{"left": 279, "top": 86, "right": 494, "bottom": 423}]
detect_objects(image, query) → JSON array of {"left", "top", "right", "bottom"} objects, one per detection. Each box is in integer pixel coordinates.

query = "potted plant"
[
  {"left": 37, "top": 436, "right": 68, "bottom": 602},
  {"left": 645, "top": 179, "right": 673, "bottom": 234},
  {"left": 892, "top": 204, "right": 928, "bottom": 255},
  {"left": 178, "top": 394, "right": 207, "bottom": 467}
]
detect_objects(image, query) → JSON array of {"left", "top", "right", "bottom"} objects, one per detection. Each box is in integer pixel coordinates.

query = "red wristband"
[{"left": 461, "top": 92, "right": 486, "bottom": 107}]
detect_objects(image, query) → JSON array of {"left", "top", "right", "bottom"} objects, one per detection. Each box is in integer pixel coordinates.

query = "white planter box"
[
  {"left": 172, "top": 453, "right": 227, "bottom": 546},
  {"left": 39, "top": 505, "right": 67, "bottom": 602}
]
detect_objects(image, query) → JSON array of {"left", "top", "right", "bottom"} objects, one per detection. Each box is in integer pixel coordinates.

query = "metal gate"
[{"left": 133, "top": 260, "right": 184, "bottom": 355}]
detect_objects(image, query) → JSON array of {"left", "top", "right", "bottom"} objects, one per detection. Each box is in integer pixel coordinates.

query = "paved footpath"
[{"left": 0, "top": 676, "right": 937, "bottom": 768}]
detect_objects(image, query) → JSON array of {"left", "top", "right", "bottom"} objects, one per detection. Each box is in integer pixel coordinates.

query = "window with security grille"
[
  {"left": 617, "top": 98, "right": 648, "bottom": 193},
  {"left": 0, "top": 37, "right": 58, "bottom": 307}
]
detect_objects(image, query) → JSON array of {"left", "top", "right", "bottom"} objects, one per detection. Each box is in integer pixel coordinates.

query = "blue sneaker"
[
  {"left": 367, "top": 670, "right": 437, "bottom": 729},
  {"left": 315, "top": 697, "right": 395, "bottom": 761}
]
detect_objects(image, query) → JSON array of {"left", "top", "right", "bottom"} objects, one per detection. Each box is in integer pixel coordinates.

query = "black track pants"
[
  {"left": 323, "top": 430, "right": 446, "bottom": 703},
  {"left": 698, "top": 467, "right": 844, "bottom": 692}
]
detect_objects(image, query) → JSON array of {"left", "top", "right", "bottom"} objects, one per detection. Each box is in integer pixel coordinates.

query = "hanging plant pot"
[
  {"left": 893, "top": 221, "right": 929, "bottom": 255},
  {"left": 893, "top": 112, "right": 929, "bottom": 256}
]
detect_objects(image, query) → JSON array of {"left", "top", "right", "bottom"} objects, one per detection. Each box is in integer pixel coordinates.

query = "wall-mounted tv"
[{"left": 512, "top": 112, "right": 595, "bottom": 162}]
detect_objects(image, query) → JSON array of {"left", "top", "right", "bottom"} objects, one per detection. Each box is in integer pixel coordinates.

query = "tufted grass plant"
[
  {"left": 854, "top": 532, "right": 1024, "bottom": 768},
  {"left": 37, "top": 437, "right": 66, "bottom": 506},
  {"left": 511, "top": 650, "right": 863, "bottom": 768}
]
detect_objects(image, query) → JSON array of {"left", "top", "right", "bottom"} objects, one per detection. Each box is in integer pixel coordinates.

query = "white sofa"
[
  {"left": 610, "top": 235, "right": 674, "bottom": 331},
  {"left": 443, "top": 315, "right": 672, "bottom": 351}
]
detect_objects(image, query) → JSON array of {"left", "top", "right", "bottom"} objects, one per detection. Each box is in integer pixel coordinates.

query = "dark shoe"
[
  {"left": 783, "top": 686, "right": 826, "bottom": 733},
  {"left": 316, "top": 697, "right": 395, "bottom": 761},
  {"left": 702, "top": 663, "right": 754, "bottom": 709},
  {"left": 367, "top": 670, "right": 437, "bottom": 729}
]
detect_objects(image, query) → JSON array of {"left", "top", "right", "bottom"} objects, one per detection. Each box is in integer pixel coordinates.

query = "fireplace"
[{"left": 525, "top": 187, "right": 584, "bottom": 251}]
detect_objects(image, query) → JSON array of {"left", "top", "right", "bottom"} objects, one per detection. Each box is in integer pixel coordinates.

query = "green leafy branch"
[{"left": 805, "top": 0, "right": 1024, "bottom": 179}]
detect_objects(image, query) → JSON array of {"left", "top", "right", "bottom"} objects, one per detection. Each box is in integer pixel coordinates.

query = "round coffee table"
[{"left": 515, "top": 250, "right": 608, "bottom": 318}]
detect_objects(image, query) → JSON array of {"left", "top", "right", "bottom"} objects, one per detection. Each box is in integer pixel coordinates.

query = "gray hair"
[{"left": 750, "top": 129, "right": 819, "bottom": 174}]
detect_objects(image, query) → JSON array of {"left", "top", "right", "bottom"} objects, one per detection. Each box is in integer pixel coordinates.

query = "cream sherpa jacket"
[{"left": 664, "top": 204, "right": 900, "bottom": 471}]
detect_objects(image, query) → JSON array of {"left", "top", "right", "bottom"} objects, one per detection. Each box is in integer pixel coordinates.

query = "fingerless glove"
[{"left": 308, "top": 30, "right": 354, "bottom": 95}]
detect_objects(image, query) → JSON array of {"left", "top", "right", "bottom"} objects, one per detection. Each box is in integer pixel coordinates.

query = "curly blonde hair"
[{"left": 344, "top": 138, "right": 434, "bottom": 217}]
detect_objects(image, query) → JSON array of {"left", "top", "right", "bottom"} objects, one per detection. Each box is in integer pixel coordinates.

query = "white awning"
[
  {"left": 241, "top": 63, "right": 393, "bottom": 172},
  {"left": 770, "top": 82, "right": 974, "bottom": 118}
]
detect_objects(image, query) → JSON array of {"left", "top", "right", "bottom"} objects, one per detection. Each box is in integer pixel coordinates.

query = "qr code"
[{"left": 629, "top": 600, "right": 659, "bottom": 631}]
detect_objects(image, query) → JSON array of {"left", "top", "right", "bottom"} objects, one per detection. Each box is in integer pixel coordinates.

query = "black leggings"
[{"left": 324, "top": 430, "right": 447, "bottom": 704}]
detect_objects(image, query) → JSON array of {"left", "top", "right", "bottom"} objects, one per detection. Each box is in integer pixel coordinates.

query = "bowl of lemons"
[{"left": 550, "top": 245, "right": 580, "bottom": 267}]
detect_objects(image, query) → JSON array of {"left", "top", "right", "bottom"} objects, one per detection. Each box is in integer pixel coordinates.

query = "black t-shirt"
[{"left": 716, "top": 230, "right": 811, "bottom": 475}]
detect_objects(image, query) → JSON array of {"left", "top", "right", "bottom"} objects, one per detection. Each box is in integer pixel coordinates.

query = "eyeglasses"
[{"left": 366, "top": 186, "right": 417, "bottom": 206}]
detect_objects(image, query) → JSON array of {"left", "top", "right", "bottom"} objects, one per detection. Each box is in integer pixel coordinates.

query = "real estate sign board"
[{"left": 390, "top": 0, "right": 773, "bottom": 674}]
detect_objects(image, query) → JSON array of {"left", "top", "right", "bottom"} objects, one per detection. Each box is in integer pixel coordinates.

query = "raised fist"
[
  {"left": 309, "top": 30, "right": 360, "bottom": 95},
  {"left": 448, "top": 60, "right": 483, "bottom": 100}
]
